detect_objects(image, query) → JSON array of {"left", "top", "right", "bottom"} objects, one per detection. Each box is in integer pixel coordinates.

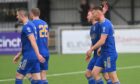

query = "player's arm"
[
  {"left": 28, "top": 34, "right": 45, "bottom": 63},
  {"left": 86, "top": 35, "right": 107, "bottom": 57},
  {"left": 100, "top": 0, "right": 109, "bottom": 14},
  {"left": 13, "top": 49, "right": 22, "bottom": 64},
  {"left": 86, "top": 25, "right": 109, "bottom": 57},
  {"left": 85, "top": 45, "right": 93, "bottom": 62},
  {"left": 102, "top": 3, "right": 108, "bottom": 14},
  {"left": 24, "top": 26, "right": 45, "bottom": 63},
  {"left": 97, "top": 47, "right": 101, "bottom": 56},
  {"left": 91, "top": 35, "right": 107, "bottom": 51}
]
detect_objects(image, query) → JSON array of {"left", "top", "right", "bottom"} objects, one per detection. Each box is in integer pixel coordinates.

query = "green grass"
[{"left": 0, "top": 53, "right": 140, "bottom": 84}]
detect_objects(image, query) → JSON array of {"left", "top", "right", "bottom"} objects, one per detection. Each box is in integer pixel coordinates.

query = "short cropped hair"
[
  {"left": 17, "top": 8, "right": 28, "bottom": 17},
  {"left": 30, "top": 8, "right": 40, "bottom": 16}
]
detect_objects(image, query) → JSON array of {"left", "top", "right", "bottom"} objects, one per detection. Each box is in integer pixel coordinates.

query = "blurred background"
[
  {"left": 0, "top": 0, "right": 140, "bottom": 84},
  {"left": 0, "top": 0, "right": 140, "bottom": 54}
]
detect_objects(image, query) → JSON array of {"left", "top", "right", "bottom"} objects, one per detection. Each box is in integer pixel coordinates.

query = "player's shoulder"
[
  {"left": 100, "top": 19, "right": 111, "bottom": 27},
  {"left": 90, "top": 24, "right": 96, "bottom": 30},
  {"left": 95, "top": 22, "right": 101, "bottom": 27},
  {"left": 105, "top": 19, "right": 112, "bottom": 25},
  {"left": 26, "top": 21, "right": 35, "bottom": 26},
  {"left": 40, "top": 19, "right": 48, "bottom": 25},
  {"left": 32, "top": 19, "right": 40, "bottom": 24},
  {"left": 33, "top": 19, "right": 47, "bottom": 25},
  {"left": 23, "top": 21, "right": 35, "bottom": 30}
]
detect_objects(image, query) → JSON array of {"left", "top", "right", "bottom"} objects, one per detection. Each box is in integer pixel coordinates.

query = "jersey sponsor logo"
[
  {"left": 103, "top": 27, "right": 106, "bottom": 33},
  {"left": 27, "top": 27, "right": 31, "bottom": 33},
  {"left": 93, "top": 26, "right": 96, "bottom": 31}
]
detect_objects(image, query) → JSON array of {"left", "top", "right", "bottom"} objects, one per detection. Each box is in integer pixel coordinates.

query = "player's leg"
[
  {"left": 40, "top": 70, "right": 48, "bottom": 84},
  {"left": 105, "top": 55, "right": 120, "bottom": 84},
  {"left": 15, "top": 72, "right": 25, "bottom": 84},
  {"left": 92, "top": 56, "right": 104, "bottom": 84},
  {"left": 30, "top": 71, "right": 42, "bottom": 84},
  {"left": 108, "top": 71, "right": 120, "bottom": 84},
  {"left": 30, "top": 60, "right": 43, "bottom": 84},
  {"left": 26, "top": 73, "right": 32, "bottom": 82},
  {"left": 15, "top": 59, "right": 30, "bottom": 84},
  {"left": 85, "top": 57, "right": 96, "bottom": 84},
  {"left": 40, "top": 56, "right": 49, "bottom": 84},
  {"left": 92, "top": 66, "right": 104, "bottom": 84},
  {"left": 31, "top": 73, "right": 43, "bottom": 84},
  {"left": 102, "top": 72, "right": 112, "bottom": 84},
  {"left": 85, "top": 70, "right": 95, "bottom": 84}
]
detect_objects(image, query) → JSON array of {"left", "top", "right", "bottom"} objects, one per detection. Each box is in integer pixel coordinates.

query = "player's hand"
[
  {"left": 86, "top": 49, "right": 92, "bottom": 61},
  {"left": 38, "top": 54, "right": 45, "bottom": 63},
  {"left": 87, "top": 49, "right": 92, "bottom": 57},
  {"left": 13, "top": 54, "right": 20, "bottom": 64},
  {"left": 85, "top": 55, "right": 91, "bottom": 62},
  {"left": 97, "top": 48, "right": 101, "bottom": 56},
  {"left": 103, "top": 3, "right": 108, "bottom": 14}
]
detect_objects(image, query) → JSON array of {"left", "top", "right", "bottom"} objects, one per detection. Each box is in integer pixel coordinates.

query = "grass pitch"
[{"left": 0, "top": 53, "right": 140, "bottom": 84}]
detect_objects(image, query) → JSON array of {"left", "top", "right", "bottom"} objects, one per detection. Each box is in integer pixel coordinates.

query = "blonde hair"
[{"left": 30, "top": 8, "right": 40, "bottom": 16}]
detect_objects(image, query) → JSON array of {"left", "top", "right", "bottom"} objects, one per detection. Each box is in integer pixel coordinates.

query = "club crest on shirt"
[
  {"left": 93, "top": 26, "right": 96, "bottom": 31},
  {"left": 103, "top": 27, "right": 106, "bottom": 33},
  {"left": 27, "top": 27, "right": 31, "bottom": 32}
]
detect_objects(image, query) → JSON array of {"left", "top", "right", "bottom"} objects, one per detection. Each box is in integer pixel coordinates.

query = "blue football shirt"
[
  {"left": 32, "top": 19, "right": 49, "bottom": 57},
  {"left": 90, "top": 22, "right": 101, "bottom": 57},
  {"left": 21, "top": 21, "right": 38, "bottom": 59},
  {"left": 100, "top": 19, "right": 117, "bottom": 54}
]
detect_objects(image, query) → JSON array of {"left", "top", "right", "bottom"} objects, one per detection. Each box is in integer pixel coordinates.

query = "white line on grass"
[{"left": 0, "top": 65, "right": 140, "bottom": 82}]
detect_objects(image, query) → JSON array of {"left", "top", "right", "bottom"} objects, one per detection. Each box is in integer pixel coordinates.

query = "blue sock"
[
  {"left": 107, "top": 79, "right": 112, "bottom": 84},
  {"left": 31, "top": 80, "right": 43, "bottom": 84},
  {"left": 113, "top": 81, "right": 120, "bottom": 84},
  {"left": 42, "top": 80, "right": 48, "bottom": 84},
  {"left": 96, "top": 78, "right": 104, "bottom": 84},
  {"left": 87, "top": 77, "right": 95, "bottom": 84},
  {"left": 15, "top": 78, "right": 22, "bottom": 84},
  {"left": 28, "top": 77, "right": 33, "bottom": 82}
]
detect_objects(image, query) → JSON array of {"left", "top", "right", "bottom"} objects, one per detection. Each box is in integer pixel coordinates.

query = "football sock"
[
  {"left": 31, "top": 80, "right": 43, "bottom": 84},
  {"left": 107, "top": 79, "right": 112, "bottom": 84},
  {"left": 87, "top": 77, "right": 95, "bottom": 84},
  {"left": 15, "top": 78, "right": 22, "bottom": 84},
  {"left": 42, "top": 80, "right": 48, "bottom": 84},
  {"left": 113, "top": 81, "right": 120, "bottom": 84},
  {"left": 96, "top": 78, "right": 104, "bottom": 84}
]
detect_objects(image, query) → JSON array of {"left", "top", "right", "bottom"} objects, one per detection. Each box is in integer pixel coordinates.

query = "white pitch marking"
[{"left": 0, "top": 65, "right": 140, "bottom": 82}]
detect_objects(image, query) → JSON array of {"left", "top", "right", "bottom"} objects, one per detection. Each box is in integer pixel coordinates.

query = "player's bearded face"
[
  {"left": 87, "top": 11, "right": 93, "bottom": 22},
  {"left": 16, "top": 12, "right": 23, "bottom": 22},
  {"left": 29, "top": 12, "right": 33, "bottom": 20},
  {"left": 93, "top": 11, "right": 99, "bottom": 21}
]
